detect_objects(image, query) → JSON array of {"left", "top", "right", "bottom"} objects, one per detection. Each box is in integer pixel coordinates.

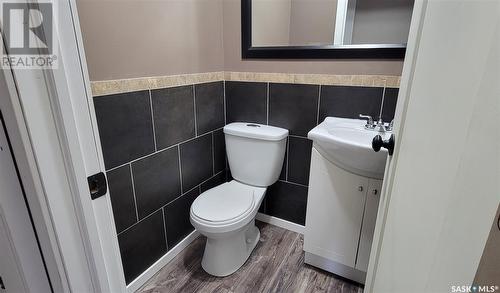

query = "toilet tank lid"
[{"left": 224, "top": 122, "right": 288, "bottom": 141}]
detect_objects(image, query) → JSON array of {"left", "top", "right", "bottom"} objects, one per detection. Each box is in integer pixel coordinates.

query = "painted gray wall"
[
  {"left": 351, "top": 0, "right": 414, "bottom": 45},
  {"left": 76, "top": 0, "right": 405, "bottom": 81},
  {"left": 76, "top": 0, "right": 225, "bottom": 81}
]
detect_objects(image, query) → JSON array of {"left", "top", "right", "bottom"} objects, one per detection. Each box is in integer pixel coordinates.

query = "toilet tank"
[{"left": 224, "top": 123, "right": 288, "bottom": 187}]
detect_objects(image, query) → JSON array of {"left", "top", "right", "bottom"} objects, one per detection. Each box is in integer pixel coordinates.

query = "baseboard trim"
[
  {"left": 256, "top": 213, "right": 305, "bottom": 234},
  {"left": 126, "top": 230, "right": 200, "bottom": 293},
  {"left": 304, "top": 252, "right": 366, "bottom": 285}
]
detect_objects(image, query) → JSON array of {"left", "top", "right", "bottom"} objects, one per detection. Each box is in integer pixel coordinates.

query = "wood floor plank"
[{"left": 138, "top": 221, "right": 364, "bottom": 293}]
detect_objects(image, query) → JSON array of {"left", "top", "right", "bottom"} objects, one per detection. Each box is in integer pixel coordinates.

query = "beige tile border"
[
  {"left": 224, "top": 72, "right": 400, "bottom": 88},
  {"left": 91, "top": 72, "right": 225, "bottom": 96},
  {"left": 91, "top": 71, "right": 400, "bottom": 96}
]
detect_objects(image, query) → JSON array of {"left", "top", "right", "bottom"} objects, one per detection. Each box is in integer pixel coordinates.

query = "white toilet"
[{"left": 190, "top": 122, "right": 288, "bottom": 277}]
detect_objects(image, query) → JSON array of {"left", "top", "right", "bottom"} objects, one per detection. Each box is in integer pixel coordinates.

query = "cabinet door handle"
[
  {"left": 372, "top": 189, "right": 378, "bottom": 195},
  {"left": 358, "top": 186, "right": 364, "bottom": 192}
]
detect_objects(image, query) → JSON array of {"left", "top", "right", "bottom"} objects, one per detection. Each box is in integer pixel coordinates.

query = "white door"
[
  {"left": 366, "top": 1, "right": 500, "bottom": 292},
  {"left": 0, "top": 115, "right": 51, "bottom": 293},
  {"left": 0, "top": 212, "right": 27, "bottom": 293}
]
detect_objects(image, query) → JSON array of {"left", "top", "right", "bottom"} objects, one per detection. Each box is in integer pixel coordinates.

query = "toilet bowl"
[
  {"left": 190, "top": 122, "right": 288, "bottom": 277},
  {"left": 190, "top": 180, "right": 266, "bottom": 276}
]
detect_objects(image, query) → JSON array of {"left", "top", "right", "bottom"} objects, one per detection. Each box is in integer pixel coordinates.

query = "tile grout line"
[
  {"left": 149, "top": 89, "right": 157, "bottom": 151},
  {"left": 212, "top": 132, "right": 215, "bottom": 176},
  {"left": 285, "top": 138, "right": 290, "bottom": 181},
  {"left": 105, "top": 127, "right": 224, "bottom": 173},
  {"left": 129, "top": 163, "right": 140, "bottom": 222},
  {"left": 278, "top": 179, "right": 308, "bottom": 188},
  {"left": 223, "top": 80, "right": 227, "bottom": 125},
  {"left": 177, "top": 145, "right": 184, "bottom": 195},
  {"left": 193, "top": 84, "right": 198, "bottom": 137},
  {"left": 316, "top": 85, "right": 321, "bottom": 125},
  {"left": 117, "top": 169, "right": 226, "bottom": 236},
  {"left": 266, "top": 82, "right": 270, "bottom": 125},
  {"left": 162, "top": 207, "right": 168, "bottom": 250}
]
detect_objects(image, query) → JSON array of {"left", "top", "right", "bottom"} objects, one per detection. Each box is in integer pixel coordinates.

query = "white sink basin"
[{"left": 308, "top": 117, "right": 391, "bottom": 179}]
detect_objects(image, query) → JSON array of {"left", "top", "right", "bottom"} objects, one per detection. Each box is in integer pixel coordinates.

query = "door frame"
[
  {"left": 0, "top": 0, "right": 125, "bottom": 291},
  {"left": 51, "top": 0, "right": 126, "bottom": 291}
]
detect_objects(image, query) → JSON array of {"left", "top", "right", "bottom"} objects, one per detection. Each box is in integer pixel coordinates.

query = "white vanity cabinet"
[{"left": 304, "top": 146, "right": 382, "bottom": 284}]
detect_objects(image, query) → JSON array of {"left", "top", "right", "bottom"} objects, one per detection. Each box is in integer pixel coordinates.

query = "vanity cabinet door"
[
  {"left": 305, "top": 148, "right": 369, "bottom": 267},
  {"left": 355, "top": 179, "right": 382, "bottom": 272}
]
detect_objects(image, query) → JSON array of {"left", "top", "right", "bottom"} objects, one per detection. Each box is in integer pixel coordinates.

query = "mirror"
[{"left": 242, "top": 0, "right": 414, "bottom": 59}]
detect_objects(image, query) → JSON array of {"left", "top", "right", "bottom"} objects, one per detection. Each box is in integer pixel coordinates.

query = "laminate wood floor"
[{"left": 139, "top": 221, "right": 364, "bottom": 293}]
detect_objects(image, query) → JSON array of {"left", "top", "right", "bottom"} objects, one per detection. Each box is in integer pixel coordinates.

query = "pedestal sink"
[{"left": 308, "top": 117, "right": 391, "bottom": 179}]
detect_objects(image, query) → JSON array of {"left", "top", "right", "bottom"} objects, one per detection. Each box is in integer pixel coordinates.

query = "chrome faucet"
[
  {"left": 359, "top": 114, "right": 375, "bottom": 129},
  {"left": 386, "top": 119, "right": 394, "bottom": 132},
  {"left": 359, "top": 114, "right": 393, "bottom": 133},
  {"left": 374, "top": 118, "right": 387, "bottom": 133}
]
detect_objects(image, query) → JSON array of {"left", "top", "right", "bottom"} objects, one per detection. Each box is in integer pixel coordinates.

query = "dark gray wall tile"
[
  {"left": 200, "top": 171, "right": 226, "bottom": 193},
  {"left": 151, "top": 86, "right": 195, "bottom": 149},
  {"left": 195, "top": 82, "right": 225, "bottom": 135},
  {"left": 266, "top": 181, "right": 308, "bottom": 225},
  {"left": 279, "top": 139, "right": 288, "bottom": 180},
  {"left": 118, "top": 211, "right": 167, "bottom": 284},
  {"left": 132, "top": 148, "right": 181, "bottom": 219},
  {"left": 164, "top": 188, "right": 199, "bottom": 249},
  {"left": 225, "top": 81, "right": 267, "bottom": 124},
  {"left": 269, "top": 83, "right": 319, "bottom": 136},
  {"left": 180, "top": 134, "right": 213, "bottom": 192},
  {"left": 381, "top": 88, "right": 399, "bottom": 122},
  {"left": 319, "top": 85, "right": 383, "bottom": 122},
  {"left": 107, "top": 165, "right": 137, "bottom": 233},
  {"left": 287, "top": 137, "right": 313, "bottom": 186},
  {"left": 94, "top": 91, "right": 155, "bottom": 169},
  {"left": 258, "top": 194, "right": 267, "bottom": 213},
  {"left": 213, "top": 129, "right": 226, "bottom": 173}
]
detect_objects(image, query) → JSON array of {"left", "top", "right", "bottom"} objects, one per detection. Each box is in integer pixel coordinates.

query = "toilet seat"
[
  {"left": 191, "top": 181, "right": 255, "bottom": 225},
  {"left": 190, "top": 180, "right": 266, "bottom": 234}
]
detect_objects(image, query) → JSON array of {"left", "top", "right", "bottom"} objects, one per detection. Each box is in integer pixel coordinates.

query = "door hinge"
[{"left": 87, "top": 172, "right": 107, "bottom": 200}]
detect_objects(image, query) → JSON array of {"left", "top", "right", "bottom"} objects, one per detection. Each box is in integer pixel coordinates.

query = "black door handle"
[
  {"left": 87, "top": 172, "right": 107, "bottom": 200},
  {"left": 372, "top": 134, "right": 395, "bottom": 156}
]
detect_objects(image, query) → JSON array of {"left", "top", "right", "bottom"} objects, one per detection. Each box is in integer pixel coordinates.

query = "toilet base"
[{"left": 201, "top": 220, "right": 260, "bottom": 277}]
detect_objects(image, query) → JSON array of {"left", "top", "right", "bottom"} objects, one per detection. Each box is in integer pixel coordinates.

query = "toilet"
[{"left": 190, "top": 122, "right": 288, "bottom": 277}]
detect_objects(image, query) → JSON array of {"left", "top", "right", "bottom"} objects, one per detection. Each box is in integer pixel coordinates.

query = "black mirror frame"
[{"left": 241, "top": 0, "right": 406, "bottom": 59}]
